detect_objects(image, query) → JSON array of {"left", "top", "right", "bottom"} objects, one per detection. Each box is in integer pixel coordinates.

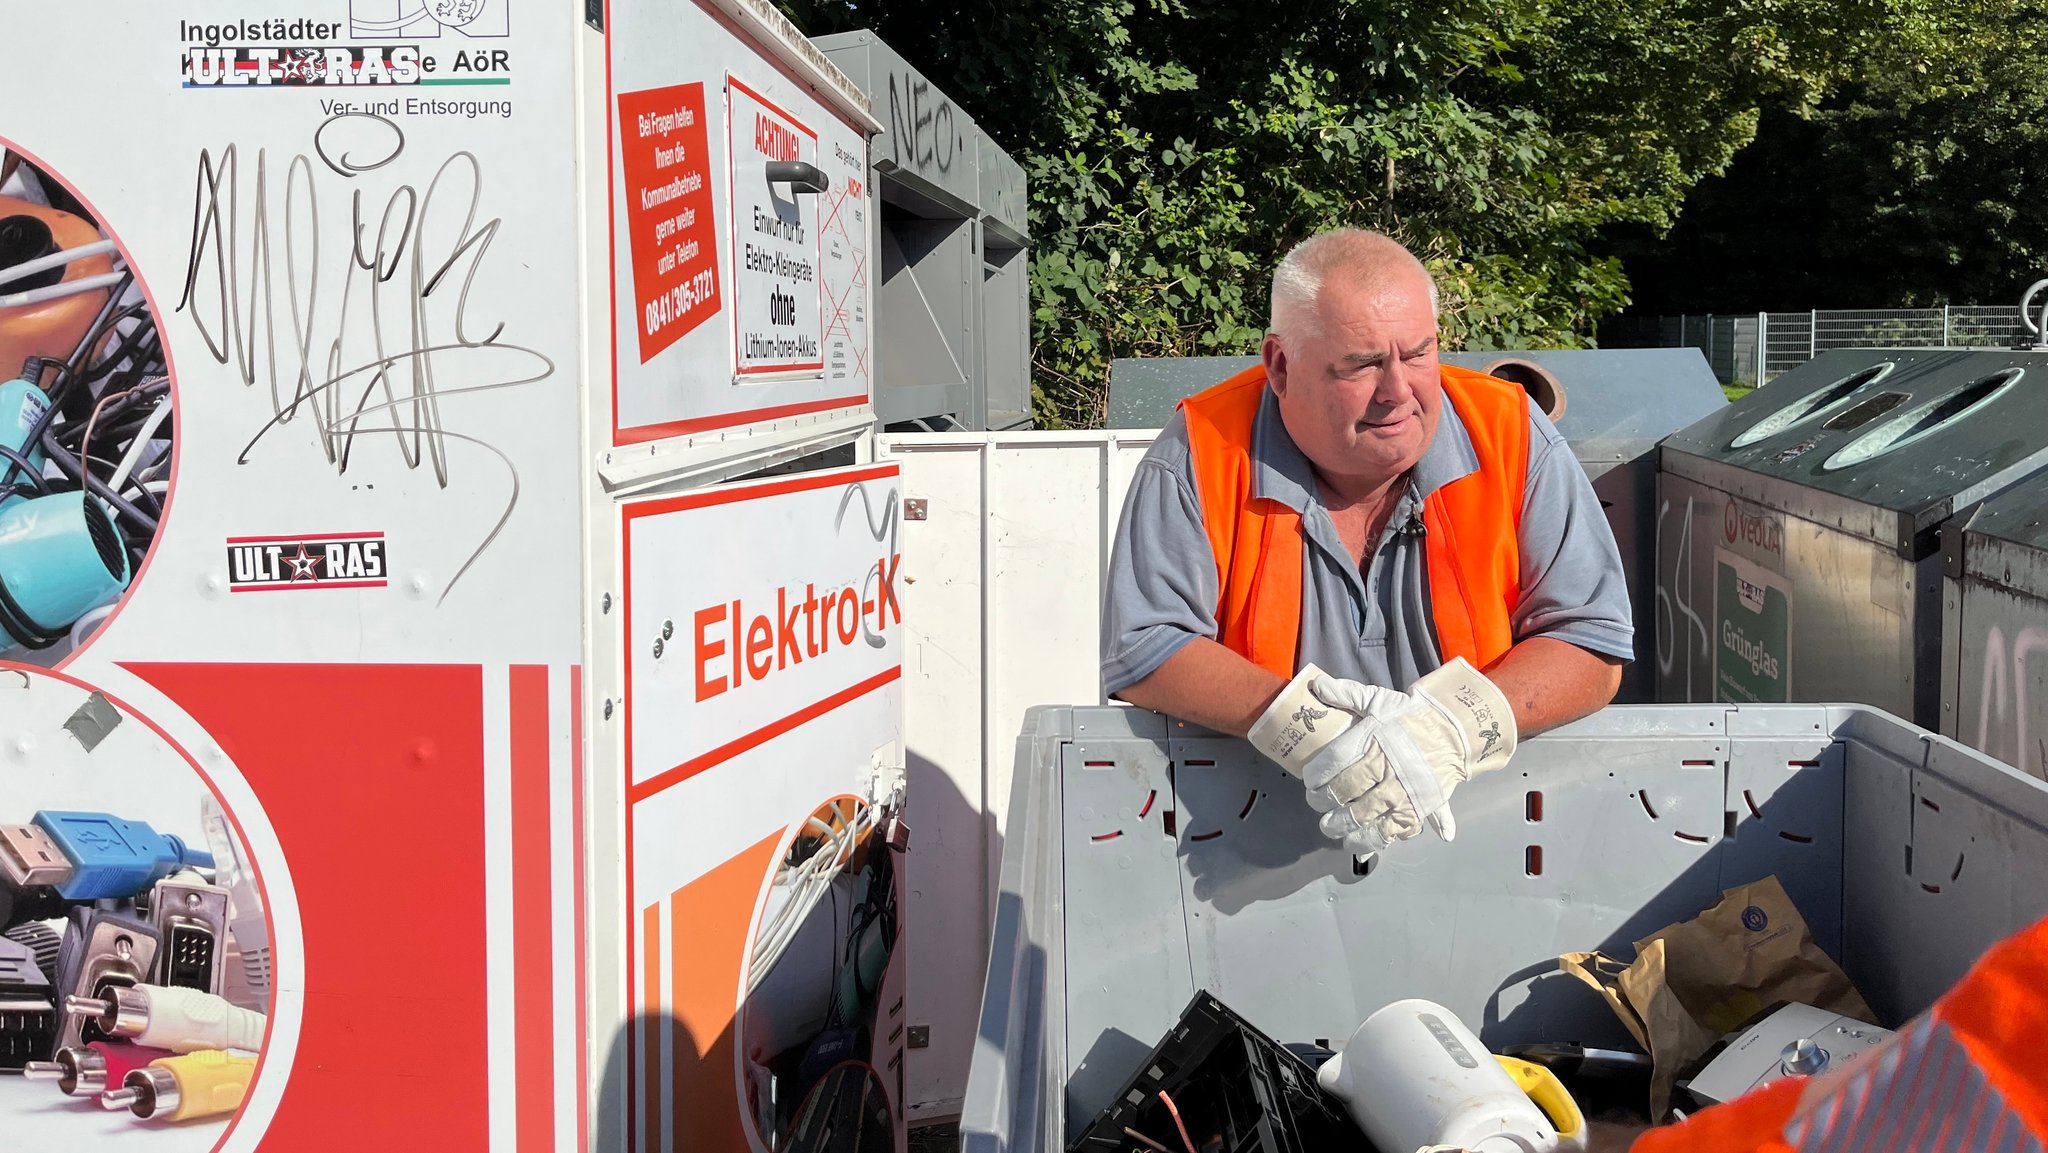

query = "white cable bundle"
[{"left": 747, "top": 803, "right": 877, "bottom": 995}]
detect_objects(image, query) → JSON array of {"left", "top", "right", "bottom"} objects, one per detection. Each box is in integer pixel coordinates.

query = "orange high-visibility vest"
[
  {"left": 1178, "top": 363, "right": 1530, "bottom": 677},
  {"left": 1630, "top": 913, "right": 2048, "bottom": 1153}
]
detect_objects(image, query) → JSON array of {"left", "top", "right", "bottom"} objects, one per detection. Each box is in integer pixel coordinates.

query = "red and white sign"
[
  {"left": 618, "top": 464, "right": 906, "bottom": 1153},
  {"left": 606, "top": 5, "right": 874, "bottom": 445},
  {"left": 622, "top": 464, "right": 902, "bottom": 791},
  {"left": 615, "top": 82, "right": 722, "bottom": 364},
  {"left": 727, "top": 75, "right": 824, "bottom": 377}
]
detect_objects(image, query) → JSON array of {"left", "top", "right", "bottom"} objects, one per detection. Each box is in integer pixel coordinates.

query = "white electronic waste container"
[{"left": 0, "top": 4, "right": 911, "bottom": 1152}]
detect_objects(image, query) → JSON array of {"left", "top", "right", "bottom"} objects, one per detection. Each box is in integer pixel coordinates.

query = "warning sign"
[
  {"left": 1714, "top": 549, "right": 1793, "bottom": 704},
  {"left": 727, "top": 74, "right": 823, "bottom": 376},
  {"left": 616, "top": 82, "right": 721, "bottom": 364},
  {"left": 819, "top": 138, "right": 871, "bottom": 393}
]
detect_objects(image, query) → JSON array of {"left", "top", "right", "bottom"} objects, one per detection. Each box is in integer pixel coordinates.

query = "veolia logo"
[
  {"left": 1723, "top": 500, "right": 1782, "bottom": 556},
  {"left": 1418, "top": 1013, "right": 1480, "bottom": 1069}
]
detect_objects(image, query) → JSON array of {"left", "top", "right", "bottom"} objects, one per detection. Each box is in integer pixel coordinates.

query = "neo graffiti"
[{"left": 886, "top": 71, "right": 959, "bottom": 175}]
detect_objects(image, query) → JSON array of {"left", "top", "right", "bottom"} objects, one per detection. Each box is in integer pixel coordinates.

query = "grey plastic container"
[{"left": 962, "top": 703, "right": 2048, "bottom": 1152}]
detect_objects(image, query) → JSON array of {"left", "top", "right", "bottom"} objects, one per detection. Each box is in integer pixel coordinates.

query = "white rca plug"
[{"left": 67, "top": 984, "right": 265, "bottom": 1054}]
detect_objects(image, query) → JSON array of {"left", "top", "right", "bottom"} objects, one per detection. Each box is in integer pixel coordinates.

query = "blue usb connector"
[{"left": 30, "top": 812, "right": 214, "bottom": 901}]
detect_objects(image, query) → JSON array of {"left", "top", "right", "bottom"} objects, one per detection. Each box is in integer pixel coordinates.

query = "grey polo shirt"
[{"left": 1102, "top": 382, "right": 1634, "bottom": 698}]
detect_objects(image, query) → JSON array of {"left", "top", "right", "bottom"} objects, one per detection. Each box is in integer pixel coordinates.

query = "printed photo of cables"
[
  {"left": 0, "top": 146, "right": 172, "bottom": 663},
  {"left": 0, "top": 670, "right": 272, "bottom": 1140},
  {"left": 1, "top": 803, "right": 270, "bottom": 1127}
]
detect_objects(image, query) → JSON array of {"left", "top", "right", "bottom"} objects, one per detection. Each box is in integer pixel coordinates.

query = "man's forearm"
[
  {"left": 1484, "top": 636, "right": 1624, "bottom": 737},
  {"left": 1112, "top": 638, "right": 1289, "bottom": 737}
]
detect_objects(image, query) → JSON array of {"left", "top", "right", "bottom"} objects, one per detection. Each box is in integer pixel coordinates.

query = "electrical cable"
[
  {"left": 24, "top": 357, "right": 74, "bottom": 398},
  {"left": 0, "top": 271, "right": 126, "bottom": 309},
  {"left": 748, "top": 802, "right": 879, "bottom": 995},
  {"left": 0, "top": 240, "right": 116, "bottom": 290},
  {"left": 65, "top": 984, "right": 262, "bottom": 1053},
  {"left": 99, "top": 1049, "right": 256, "bottom": 1121},
  {"left": 1157, "top": 1090, "right": 1198, "bottom": 1153},
  {"left": 0, "top": 443, "right": 49, "bottom": 496},
  {"left": 79, "top": 385, "right": 138, "bottom": 479},
  {"left": 37, "top": 431, "right": 156, "bottom": 532},
  {"left": 105, "top": 397, "right": 168, "bottom": 492},
  {"left": 68, "top": 602, "right": 115, "bottom": 650},
  {"left": 0, "top": 575, "right": 64, "bottom": 648},
  {"left": 59, "top": 272, "right": 134, "bottom": 400}
]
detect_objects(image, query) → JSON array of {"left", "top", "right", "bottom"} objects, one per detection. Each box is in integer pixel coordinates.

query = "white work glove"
[
  {"left": 1247, "top": 662, "right": 1403, "bottom": 779},
  {"left": 1301, "top": 657, "right": 1518, "bottom": 853}
]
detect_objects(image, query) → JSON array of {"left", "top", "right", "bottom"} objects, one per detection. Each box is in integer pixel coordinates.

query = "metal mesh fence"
[{"left": 1606, "top": 305, "right": 2042, "bottom": 384}]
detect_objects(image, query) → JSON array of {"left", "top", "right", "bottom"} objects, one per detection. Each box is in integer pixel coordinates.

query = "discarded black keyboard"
[{"left": 1067, "top": 990, "right": 1377, "bottom": 1153}]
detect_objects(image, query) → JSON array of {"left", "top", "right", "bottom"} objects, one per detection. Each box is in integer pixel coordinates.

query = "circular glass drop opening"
[
  {"left": 1729, "top": 363, "right": 1894, "bottom": 449},
  {"left": 1819, "top": 367, "right": 2023, "bottom": 471}
]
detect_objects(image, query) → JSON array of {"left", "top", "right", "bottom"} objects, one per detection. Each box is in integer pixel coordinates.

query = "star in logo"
[{"left": 285, "top": 545, "right": 322, "bottom": 582}]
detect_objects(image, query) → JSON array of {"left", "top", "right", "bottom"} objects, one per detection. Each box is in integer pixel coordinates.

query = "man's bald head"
[{"left": 1269, "top": 229, "right": 1438, "bottom": 355}]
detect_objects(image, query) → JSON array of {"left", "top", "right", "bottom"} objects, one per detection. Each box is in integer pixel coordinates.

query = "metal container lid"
[
  {"left": 1660, "top": 349, "right": 2048, "bottom": 553},
  {"left": 1954, "top": 477, "right": 2048, "bottom": 601}
]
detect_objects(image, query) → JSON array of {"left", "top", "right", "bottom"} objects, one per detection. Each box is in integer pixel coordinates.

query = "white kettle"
[{"left": 1316, "top": 999, "right": 1588, "bottom": 1153}]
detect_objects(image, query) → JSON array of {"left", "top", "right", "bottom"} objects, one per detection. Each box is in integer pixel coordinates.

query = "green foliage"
[
  {"left": 1616, "top": 2, "right": 2048, "bottom": 313},
  {"left": 779, "top": 0, "right": 1946, "bottom": 427}
]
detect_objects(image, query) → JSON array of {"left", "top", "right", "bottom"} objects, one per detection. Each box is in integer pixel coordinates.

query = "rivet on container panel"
[
  {"left": 8, "top": 735, "right": 33, "bottom": 764},
  {"left": 408, "top": 573, "right": 431, "bottom": 597}
]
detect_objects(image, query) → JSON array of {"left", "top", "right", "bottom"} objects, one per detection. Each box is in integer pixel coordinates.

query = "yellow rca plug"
[{"left": 98, "top": 1050, "right": 257, "bottom": 1122}]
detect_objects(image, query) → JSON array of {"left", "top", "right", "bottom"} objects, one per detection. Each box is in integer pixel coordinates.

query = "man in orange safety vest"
[{"left": 1100, "top": 228, "right": 1633, "bottom": 852}]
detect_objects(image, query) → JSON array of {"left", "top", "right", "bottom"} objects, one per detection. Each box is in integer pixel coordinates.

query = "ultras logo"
[
  {"left": 184, "top": 46, "right": 425, "bottom": 86},
  {"left": 227, "top": 533, "right": 390, "bottom": 591}
]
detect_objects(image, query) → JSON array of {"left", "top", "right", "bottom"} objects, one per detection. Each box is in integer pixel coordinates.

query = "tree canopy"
[
  {"left": 1618, "top": 3, "right": 2048, "bottom": 315},
  {"left": 779, "top": 0, "right": 1964, "bottom": 426}
]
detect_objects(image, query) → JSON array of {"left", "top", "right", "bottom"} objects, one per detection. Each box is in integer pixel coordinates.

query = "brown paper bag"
[
  {"left": 1557, "top": 875, "right": 1875, "bottom": 1121},
  {"left": 1560, "top": 939, "right": 1719, "bottom": 1120},
  {"left": 1640, "top": 875, "right": 1876, "bottom": 1035}
]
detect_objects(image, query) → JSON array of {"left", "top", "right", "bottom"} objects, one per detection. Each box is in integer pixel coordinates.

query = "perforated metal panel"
[{"left": 1057, "top": 733, "right": 1190, "bottom": 1126}]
